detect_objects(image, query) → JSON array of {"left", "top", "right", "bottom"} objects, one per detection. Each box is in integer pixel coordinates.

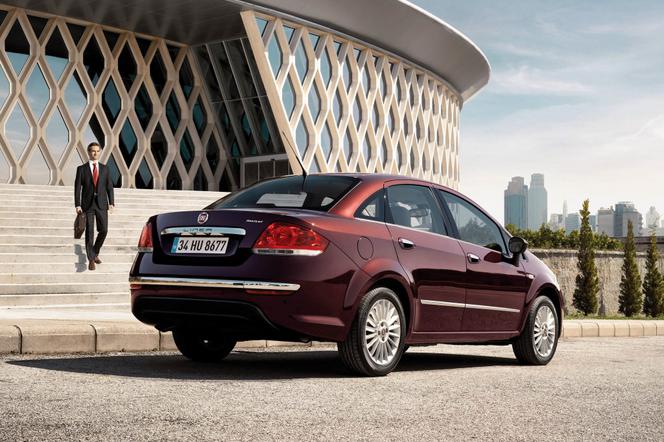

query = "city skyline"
[{"left": 412, "top": 0, "right": 664, "bottom": 222}]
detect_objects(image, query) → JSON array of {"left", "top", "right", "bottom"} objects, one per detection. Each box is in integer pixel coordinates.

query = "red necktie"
[{"left": 93, "top": 163, "right": 99, "bottom": 188}]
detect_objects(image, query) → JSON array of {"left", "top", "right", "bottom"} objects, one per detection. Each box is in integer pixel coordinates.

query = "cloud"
[{"left": 491, "top": 65, "right": 594, "bottom": 96}]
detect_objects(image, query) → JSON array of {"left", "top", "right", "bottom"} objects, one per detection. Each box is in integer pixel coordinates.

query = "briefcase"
[{"left": 74, "top": 212, "right": 86, "bottom": 239}]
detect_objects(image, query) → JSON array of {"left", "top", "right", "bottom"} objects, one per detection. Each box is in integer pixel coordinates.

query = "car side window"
[
  {"left": 355, "top": 190, "right": 385, "bottom": 222},
  {"left": 439, "top": 190, "right": 506, "bottom": 253},
  {"left": 386, "top": 185, "right": 445, "bottom": 234}
]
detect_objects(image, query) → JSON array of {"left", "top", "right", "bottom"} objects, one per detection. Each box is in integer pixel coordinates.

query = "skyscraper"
[
  {"left": 614, "top": 202, "right": 643, "bottom": 237},
  {"left": 504, "top": 177, "right": 528, "bottom": 229},
  {"left": 597, "top": 207, "right": 615, "bottom": 235},
  {"left": 527, "top": 173, "right": 548, "bottom": 230},
  {"left": 565, "top": 213, "right": 581, "bottom": 233},
  {"left": 646, "top": 207, "right": 661, "bottom": 230}
]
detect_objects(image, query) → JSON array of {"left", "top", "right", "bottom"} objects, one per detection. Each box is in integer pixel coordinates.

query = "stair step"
[
  {"left": 0, "top": 282, "right": 129, "bottom": 295},
  {"left": 0, "top": 252, "right": 135, "bottom": 264},
  {"left": 0, "top": 262, "right": 133, "bottom": 273},
  {"left": 0, "top": 292, "right": 129, "bottom": 307},
  {"left": 0, "top": 218, "right": 150, "bottom": 228},
  {"left": 0, "top": 244, "right": 137, "bottom": 253},
  {"left": 0, "top": 235, "right": 141, "bottom": 245},
  {"left": 0, "top": 272, "right": 130, "bottom": 284},
  {"left": 0, "top": 227, "right": 144, "bottom": 236}
]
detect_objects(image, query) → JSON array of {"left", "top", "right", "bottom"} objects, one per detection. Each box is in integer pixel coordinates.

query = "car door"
[
  {"left": 384, "top": 182, "right": 467, "bottom": 333},
  {"left": 437, "top": 189, "right": 532, "bottom": 332}
]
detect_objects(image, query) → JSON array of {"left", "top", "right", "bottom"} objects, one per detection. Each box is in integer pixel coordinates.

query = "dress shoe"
[
  {"left": 88, "top": 261, "right": 96, "bottom": 271},
  {"left": 94, "top": 256, "right": 102, "bottom": 264}
]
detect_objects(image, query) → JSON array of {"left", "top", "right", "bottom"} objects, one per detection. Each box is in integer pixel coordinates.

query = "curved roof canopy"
[{"left": 4, "top": 0, "right": 489, "bottom": 101}]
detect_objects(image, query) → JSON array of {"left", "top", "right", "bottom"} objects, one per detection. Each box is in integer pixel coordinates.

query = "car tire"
[
  {"left": 338, "top": 287, "right": 406, "bottom": 376},
  {"left": 512, "top": 296, "right": 559, "bottom": 365},
  {"left": 172, "top": 328, "right": 237, "bottom": 362}
]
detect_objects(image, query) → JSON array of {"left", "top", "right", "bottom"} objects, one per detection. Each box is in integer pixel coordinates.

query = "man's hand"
[
  {"left": 76, "top": 207, "right": 82, "bottom": 214},
  {"left": 109, "top": 204, "right": 114, "bottom": 214}
]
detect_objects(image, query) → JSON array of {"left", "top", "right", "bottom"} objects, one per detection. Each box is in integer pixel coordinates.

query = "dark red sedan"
[{"left": 129, "top": 174, "right": 562, "bottom": 376}]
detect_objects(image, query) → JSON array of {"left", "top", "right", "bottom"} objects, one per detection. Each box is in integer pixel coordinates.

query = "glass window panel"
[
  {"left": 342, "top": 55, "right": 351, "bottom": 89},
  {"left": 45, "top": 26, "right": 68, "bottom": 80},
  {"left": 440, "top": 190, "right": 506, "bottom": 253},
  {"left": 103, "top": 30, "right": 119, "bottom": 51},
  {"left": 23, "top": 147, "right": 50, "bottom": 184},
  {"left": 60, "top": 150, "right": 84, "bottom": 186},
  {"left": 179, "top": 130, "right": 195, "bottom": 171},
  {"left": 282, "top": 76, "right": 295, "bottom": 119},
  {"left": 310, "top": 157, "right": 320, "bottom": 173},
  {"left": 283, "top": 25, "right": 295, "bottom": 43},
  {"left": 295, "top": 119, "right": 307, "bottom": 157},
  {"left": 150, "top": 124, "right": 167, "bottom": 169},
  {"left": 28, "top": 15, "right": 48, "bottom": 39},
  {"left": 308, "top": 86, "right": 321, "bottom": 121},
  {"left": 165, "top": 91, "right": 181, "bottom": 132},
  {"left": 118, "top": 43, "right": 137, "bottom": 92},
  {"left": 321, "top": 123, "right": 332, "bottom": 161},
  {"left": 6, "top": 104, "right": 31, "bottom": 158},
  {"left": 343, "top": 129, "right": 352, "bottom": 160},
  {"left": 333, "top": 40, "right": 342, "bottom": 55},
  {"left": 134, "top": 84, "right": 152, "bottom": 131},
  {"left": 0, "top": 149, "right": 8, "bottom": 183},
  {"left": 179, "top": 57, "right": 194, "bottom": 99},
  {"left": 66, "top": 23, "right": 85, "bottom": 46},
  {"left": 244, "top": 161, "right": 258, "bottom": 186},
  {"left": 167, "top": 45, "right": 180, "bottom": 64},
  {"left": 255, "top": 17, "right": 268, "bottom": 36},
  {"left": 388, "top": 107, "right": 396, "bottom": 133},
  {"left": 362, "top": 67, "right": 370, "bottom": 93},
  {"left": 119, "top": 120, "right": 138, "bottom": 166},
  {"left": 333, "top": 89, "right": 342, "bottom": 125},
  {"left": 210, "top": 43, "right": 239, "bottom": 100},
  {"left": 409, "top": 148, "right": 415, "bottom": 171},
  {"left": 353, "top": 97, "right": 361, "bottom": 124},
  {"left": 106, "top": 154, "right": 122, "bottom": 187},
  {"left": 320, "top": 49, "right": 332, "bottom": 87},
  {"left": 371, "top": 102, "right": 379, "bottom": 127},
  {"left": 353, "top": 48, "right": 361, "bottom": 62},
  {"left": 0, "top": 66, "right": 9, "bottom": 107},
  {"left": 64, "top": 71, "right": 87, "bottom": 123},
  {"left": 195, "top": 46, "right": 221, "bottom": 102},
  {"left": 275, "top": 159, "right": 289, "bottom": 177},
  {"left": 308, "top": 32, "right": 320, "bottom": 50},
  {"left": 206, "top": 137, "right": 220, "bottom": 172},
  {"left": 380, "top": 139, "right": 388, "bottom": 168},
  {"left": 380, "top": 72, "right": 387, "bottom": 96},
  {"left": 193, "top": 165, "right": 207, "bottom": 190},
  {"left": 386, "top": 185, "right": 445, "bottom": 234},
  {"left": 150, "top": 51, "right": 168, "bottom": 96},
  {"left": 135, "top": 158, "right": 153, "bottom": 189},
  {"left": 166, "top": 163, "right": 182, "bottom": 190},
  {"left": 45, "top": 107, "right": 69, "bottom": 161},
  {"left": 355, "top": 190, "right": 384, "bottom": 221},
  {"left": 294, "top": 39, "right": 308, "bottom": 81},
  {"left": 396, "top": 141, "right": 403, "bottom": 169},
  {"left": 192, "top": 98, "right": 207, "bottom": 137},
  {"left": 84, "top": 113, "right": 104, "bottom": 148},
  {"left": 5, "top": 21, "right": 31, "bottom": 75},
  {"left": 136, "top": 37, "right": 151, "bottom": 57},
  {"left": 267, "top": 35, "right": 282, "bottom": 78},
  {"left": 26, "top": 64, "right": 50, "bottom": 119},
  {"left": 83, "top": 35, "right": 104, "bottom": 86},
  {"left": 102, "top": 79, "right": 121, "bottom": 127},
  {"left": 362, "top": 133, "right": 370, "bottom": 162}
]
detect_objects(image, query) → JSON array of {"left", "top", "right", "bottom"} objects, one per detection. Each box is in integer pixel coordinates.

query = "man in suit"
[{"left": 75, "top": 142, "right": 115, "bottom": 271}]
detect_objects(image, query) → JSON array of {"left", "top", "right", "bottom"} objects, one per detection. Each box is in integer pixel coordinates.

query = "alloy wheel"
[
  {"left": 364, "top": 298, "right": 401, "bottom": 366},
  {"left": 533, "top": 305, "right": 556, "bottom": 358}
]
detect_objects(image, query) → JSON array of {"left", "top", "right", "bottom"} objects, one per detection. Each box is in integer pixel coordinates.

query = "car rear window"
[{"left": 207, "top": 175, "right": 359, "bottom": 212}]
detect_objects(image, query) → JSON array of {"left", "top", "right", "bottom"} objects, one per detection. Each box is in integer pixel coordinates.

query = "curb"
[{"left": 1, "top": 320, "right": 663, "bottom": 355}]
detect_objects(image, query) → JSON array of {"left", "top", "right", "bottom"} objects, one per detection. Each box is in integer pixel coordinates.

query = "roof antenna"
[{"left": 281, "top": 130, "right": 307, "bottom": 195}]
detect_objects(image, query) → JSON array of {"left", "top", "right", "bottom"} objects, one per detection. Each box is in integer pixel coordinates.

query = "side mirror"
[{"left": 508, "top": 236, "right": 528, "bottom": 265}]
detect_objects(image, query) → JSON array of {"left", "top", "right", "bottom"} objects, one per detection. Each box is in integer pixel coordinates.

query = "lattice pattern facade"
[
  {"left": 0, "top": 6, "right": 231, "bottom": 190},
  {"left": 243, "top": 11, "right": 461, "bottom": 188}
]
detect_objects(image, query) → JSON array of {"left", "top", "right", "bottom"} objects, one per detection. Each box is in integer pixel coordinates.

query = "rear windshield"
[{"left": 206, "top": 175, "right": 359, "bottom": 212}]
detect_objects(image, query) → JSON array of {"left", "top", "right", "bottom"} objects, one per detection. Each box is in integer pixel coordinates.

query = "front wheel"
[
  {"left": 338, "top": 287, "right": 406, "bottom": 376},
  {"left": 172, "top": 328, "right": 236, "bottom": 362},
  {"left": 512, "top": 296, "right": 559, "bottom": 365}
]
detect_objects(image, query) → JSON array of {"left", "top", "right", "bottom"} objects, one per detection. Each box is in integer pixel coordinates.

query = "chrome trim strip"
[
  {"left": 420, "top": 299, "right": 520, "bottom": 313},
  {"left": 160, "top": 227, "right": 246, "bottom": 236},
  {"left": 465, "top": 303, "right": 520, "bottom": 313},
  {"left": 421, "top": 300, "right": 465, "bottom": 309},
  {"left": 128, "top": 276, "right": 299, "bottom": 291},
  {"left": 252, "top": 248, "right": 322, "bottom": 256}
]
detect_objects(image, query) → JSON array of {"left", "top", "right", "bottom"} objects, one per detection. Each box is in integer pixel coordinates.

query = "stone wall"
[{"left": 532, "top": 249, "right": 664, "bottom": 315}]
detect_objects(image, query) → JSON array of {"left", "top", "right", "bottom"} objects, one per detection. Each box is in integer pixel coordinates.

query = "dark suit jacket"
[{"left": 74, "top": 162, "right": 114, "bottom": 211}]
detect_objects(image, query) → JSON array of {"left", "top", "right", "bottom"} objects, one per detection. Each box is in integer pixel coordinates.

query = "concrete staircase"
[{"left": 0, "top": 184, "right": 227, "bottom": 308}]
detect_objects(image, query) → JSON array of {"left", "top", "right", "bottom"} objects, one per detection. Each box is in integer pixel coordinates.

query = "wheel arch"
[{"left": 524, "top": 283, "right": 564, "bottom": 337}]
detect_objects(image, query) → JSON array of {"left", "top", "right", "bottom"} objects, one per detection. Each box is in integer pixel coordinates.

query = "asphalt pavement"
[{"left": 1, "top": 337, "right": 663, "bottom": 441}]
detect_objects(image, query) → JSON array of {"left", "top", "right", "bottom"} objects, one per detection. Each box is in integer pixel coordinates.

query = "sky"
[{"left": 412, "top": 0, "right": 664, "bottom": 224}]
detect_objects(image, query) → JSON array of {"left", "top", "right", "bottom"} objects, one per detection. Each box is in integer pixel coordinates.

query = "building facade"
[
  {"left": 597, "top": 207, "right": 615, "bottom": 236},
  {"left": 504, "top": 176, "right": 528, "bottom": 229},
  {"left": 527, "top": 173, "right": 547, "bottom": 230},
  {"left": 614, "top": 201, "right": 642, "bottom": 237},
  {"left": 0, "top": 0, "right": 489, "bottom": 191}
]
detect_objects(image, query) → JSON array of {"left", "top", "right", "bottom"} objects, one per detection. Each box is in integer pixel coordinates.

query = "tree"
[
  {"left": 573, "top": 199, "right": 599, "bottom": 315},
  {"left": 619, "top": 220, "right": 643, "bottom": 317},
  {"left": 642, "top": 230, "right": 664, "bottom": 317}
]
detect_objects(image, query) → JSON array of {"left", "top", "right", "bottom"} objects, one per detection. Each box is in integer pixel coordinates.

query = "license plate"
[{"left": 171, "top": 237, "right": 229, "bottom": 254}]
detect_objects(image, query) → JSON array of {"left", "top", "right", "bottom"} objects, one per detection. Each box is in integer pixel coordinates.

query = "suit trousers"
[{"left": 85, "top": 200, "right": 108, "bottom": 261}]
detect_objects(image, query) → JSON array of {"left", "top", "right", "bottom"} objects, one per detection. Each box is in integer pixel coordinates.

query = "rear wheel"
[
  {"left": 338, "top": 287, "right": 406, "bottom": 376},
  {"left": 172, "top": 328, "right": 236, "bottom": 362},
  {"left": 512, "top": 296, "right": 559, "bottom": 365}
]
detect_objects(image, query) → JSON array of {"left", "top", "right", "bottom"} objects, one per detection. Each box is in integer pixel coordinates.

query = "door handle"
[
  {"left": 398, "top": 238, "right": 415, "bottom": 249},
  {"left": 467, "top": 253, "right": 480, "bottom": 264}
]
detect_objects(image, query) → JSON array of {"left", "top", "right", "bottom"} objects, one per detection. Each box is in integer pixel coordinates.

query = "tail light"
[
  {"left": 137, "top": 222, "right": 153, "bottom": 253},
  {"left": 252, "top": 222, "right": 328, "bottom": 256}
]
